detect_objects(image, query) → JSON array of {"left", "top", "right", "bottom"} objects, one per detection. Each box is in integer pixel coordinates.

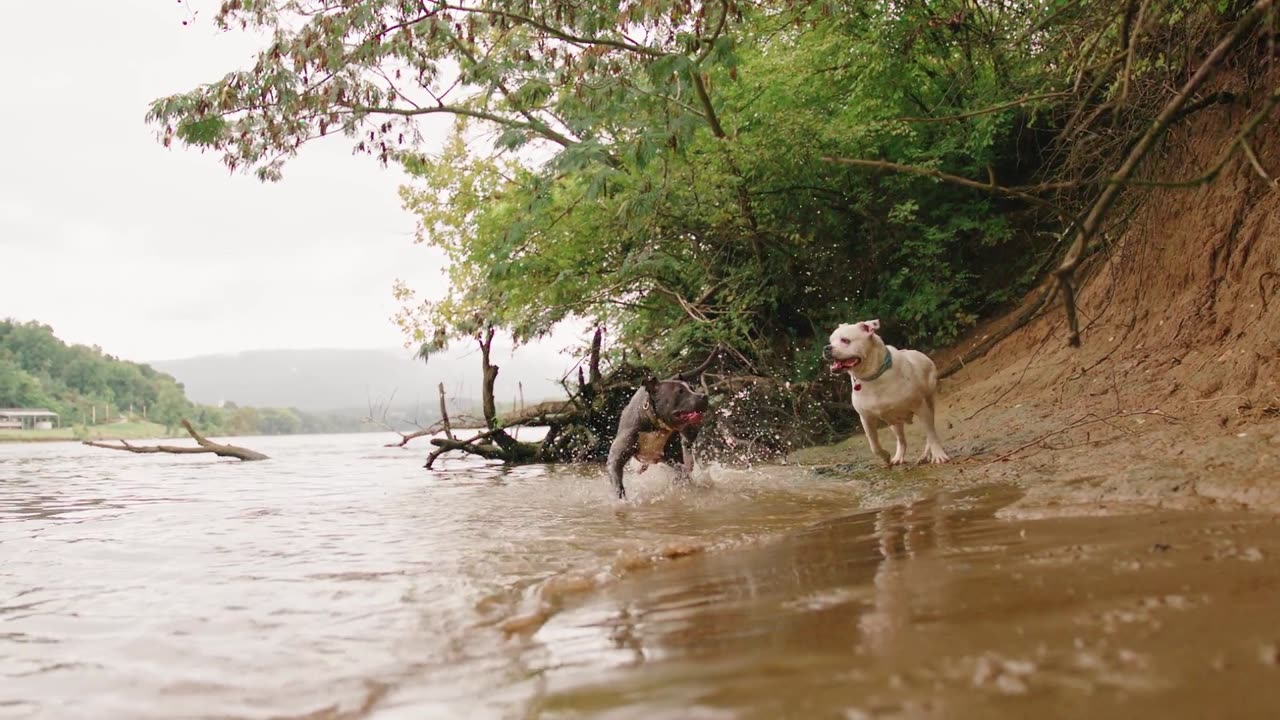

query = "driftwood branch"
[
  {"left": 377, "top": 383, "right": 483, "bottom": 448},
  {"left": 381, "top": 416, "right": 483, "bottom": 447},
  {"left": 385, "top": 427, "right": 434, "bottom": 448},
  {"left": 384, "top": 383, "right": 485, "bottom": 445},
  {"left": 83, "top": 419, "right": 268, "bottom": 461},
  {"left": 424, "top": 427, "right": 535, "bottom": 468},
  {"left": 381, "top": 415, "right": 485, "bottom": 447}
]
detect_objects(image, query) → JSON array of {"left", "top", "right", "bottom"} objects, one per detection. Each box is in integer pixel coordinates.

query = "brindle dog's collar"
[{"left": 642, "top": 395, "right": 675, "bottom": 432}]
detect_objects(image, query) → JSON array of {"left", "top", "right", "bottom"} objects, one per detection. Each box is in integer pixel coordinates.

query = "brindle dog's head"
[{"left": 642, "top": 376, "right": 710, "bottom": 428}]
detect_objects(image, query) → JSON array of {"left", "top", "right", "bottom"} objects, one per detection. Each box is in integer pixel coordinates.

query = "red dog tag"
[{"left": 854, "top": 383, "right": 862, "bottom": 391}]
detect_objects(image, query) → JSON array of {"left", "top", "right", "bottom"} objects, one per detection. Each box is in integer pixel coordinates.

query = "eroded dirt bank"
[{"left": 794, "top": 71, "right": 1280, "bottom": 518}]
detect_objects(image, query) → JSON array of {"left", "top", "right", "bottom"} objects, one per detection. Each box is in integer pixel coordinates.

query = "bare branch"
[
  {"left": 821, "top": 156, "right": 1068, "bottom": 219},
  {"left": 439, "top": 2, "right": 664, "bottom": 57},
  {"left": 83, "top": 420, "right": 267, "bottom": 461},
  {"left": 1056, "top": 0, "right": 1277, "bottom": 346},
  {"left": 894, "top": 91, "right": 1074, "bottom": 124}
]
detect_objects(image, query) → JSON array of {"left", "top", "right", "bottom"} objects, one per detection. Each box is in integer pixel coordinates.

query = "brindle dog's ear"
[{"left": 642, "top": 374, "right": 659, "bottom": 397}]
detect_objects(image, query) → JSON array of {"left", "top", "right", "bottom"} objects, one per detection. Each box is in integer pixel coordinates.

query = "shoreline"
[
  {"left": 787, "top": 395, "right": 1280, "bottom": 519},
  {"left": 0, "top": 428, "right": 391, "bottom": 445}
]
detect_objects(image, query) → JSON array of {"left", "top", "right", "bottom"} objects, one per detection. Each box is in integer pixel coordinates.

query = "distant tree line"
[{"left": 0, "top": 319, "right": 373, "bottom": 436}]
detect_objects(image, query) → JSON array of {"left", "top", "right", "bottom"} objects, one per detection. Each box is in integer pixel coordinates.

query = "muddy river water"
[{"left": 3, "top": 433, "right": 1280, "bottom": 718}]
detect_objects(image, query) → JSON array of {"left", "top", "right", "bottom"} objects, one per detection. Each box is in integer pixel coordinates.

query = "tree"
[
  {"left": 146, "top": 1, "right": 1073, "bottom": 368},
  {"left": 0, "top": 318, "right": 195, "bottom": 421},
  {"left": 189, "top": 404, "right": 228, "bottom": 434},
  {"left": 257, "top": 407, "right": 303, "bottom": 435},
  {"left": 150, "top": 383, "right": 192, "bottom": 433},
  {"left": 0, "top": 356, "right": 53, "bottom": 409},
  {"left": 225, "top": 406, "right": 263, "bottom": 436},
  {"left": 149, "top": 2, "right": 1279, "bottom": 453}
]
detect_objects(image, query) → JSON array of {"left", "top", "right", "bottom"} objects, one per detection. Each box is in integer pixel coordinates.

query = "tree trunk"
[
  {"left": 588, "top": 326, "right": 603, "bottom": 389},
  {"left": 438, "top": 381, "right": 455, "bottom": 440},
  {"left": 474, "top": 325, "right": 525, "bottom": 454},
  {"left": 479, "top": 326, "right": 499, "bottom": 428}
]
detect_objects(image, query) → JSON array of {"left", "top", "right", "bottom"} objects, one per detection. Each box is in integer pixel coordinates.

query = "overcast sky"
[{"left": 0, "top": 0, "right": 581, "bottom": 370}]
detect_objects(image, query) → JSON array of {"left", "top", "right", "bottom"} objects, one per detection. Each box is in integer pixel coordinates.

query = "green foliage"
[
  {"left": 257, "top": 407, "right": 303, "bottom": 435},
  {"left": 150, "top": 0, "right": 1254, "bottom": 374},
  {"left": 175, "top": 116, "right": 228, "bottom": 147},
  {"left": 0, "top": 319, "right": 182, "bottom": 421},
  {"left": 0, "top": 356, "right": 52, "bottom": 409}
]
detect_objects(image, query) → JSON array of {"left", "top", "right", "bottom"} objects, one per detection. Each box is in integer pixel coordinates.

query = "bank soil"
[{"left": 793, "top": 75, "right": 1280, "bottom": 518}]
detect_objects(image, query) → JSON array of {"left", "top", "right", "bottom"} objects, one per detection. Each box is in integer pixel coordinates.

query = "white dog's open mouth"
[{"left": 829, "top": 356, "right": 861, "bottom": 373}]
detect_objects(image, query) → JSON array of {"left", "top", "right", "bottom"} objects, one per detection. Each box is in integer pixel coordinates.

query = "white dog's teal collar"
[{"left": 862, "top": 349, "right": 893, "bottom": 382}]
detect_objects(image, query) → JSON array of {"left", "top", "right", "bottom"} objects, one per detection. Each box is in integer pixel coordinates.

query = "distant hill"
[
  {"left": 1, "top": 318, "right": 189, "bottom": 425},
  {"left": 151, "top": 345, "right": 574, "bottom": 416}
]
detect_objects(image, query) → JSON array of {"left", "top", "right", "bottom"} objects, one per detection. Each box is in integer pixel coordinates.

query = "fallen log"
[
  {"left": 83, "top": 419, "right": 268, "bottom": 461},
  {"left": 424, "top": 427, "right": 539, "bottom": 468},
  {"left": 499, "top": 400, "right": 575, "bottom": 426}
]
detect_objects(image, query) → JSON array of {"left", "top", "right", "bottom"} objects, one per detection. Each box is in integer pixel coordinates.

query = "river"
[{"left": 3, "top": 433, "right": 1279, "bottom": 718}]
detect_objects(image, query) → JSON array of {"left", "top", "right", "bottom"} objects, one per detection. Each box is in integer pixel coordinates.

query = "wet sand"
[{"left": 517, "top": 486, "right": 1280, "bottom": 719}]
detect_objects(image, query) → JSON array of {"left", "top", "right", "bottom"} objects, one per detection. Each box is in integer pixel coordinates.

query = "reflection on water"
[{"left": 3, "top": 435, "right": 1280, "bottom": 719}]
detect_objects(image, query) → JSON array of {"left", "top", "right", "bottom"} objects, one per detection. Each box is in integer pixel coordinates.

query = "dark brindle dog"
[{"left": 605, "top": 355, "right": 716, "bottom": 499}]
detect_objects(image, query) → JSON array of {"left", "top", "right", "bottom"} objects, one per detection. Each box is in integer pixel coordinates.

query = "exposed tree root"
[{"left": 988, "top": 409, "right": 1178, "bottom": 463}]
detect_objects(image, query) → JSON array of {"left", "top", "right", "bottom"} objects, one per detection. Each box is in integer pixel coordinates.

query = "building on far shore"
[{"left": 0, "top": 409, "right": 60, "bottom": 431}]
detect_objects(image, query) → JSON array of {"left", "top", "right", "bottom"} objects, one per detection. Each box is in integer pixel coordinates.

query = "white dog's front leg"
[
  {"left": 859, "top": 412, "right": 892, "bottom": 465},
  {"left": 914, "top": 401, "right": 951, "bottom": 464},
  {"left": 890, "top": 423, "right": 907, "bottom": 466}
]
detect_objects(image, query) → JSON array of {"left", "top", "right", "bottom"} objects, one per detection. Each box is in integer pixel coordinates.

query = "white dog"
[{"left": 825, "top": 319, "right": 950, "bottom": 466}]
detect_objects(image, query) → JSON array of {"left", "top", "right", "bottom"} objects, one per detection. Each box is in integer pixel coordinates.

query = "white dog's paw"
[
  {"left": 917, "top": 447, "right": 951, "bottom": 465},
  {"left": 889, "top": 452, "right": 906, "bottom": 466}
]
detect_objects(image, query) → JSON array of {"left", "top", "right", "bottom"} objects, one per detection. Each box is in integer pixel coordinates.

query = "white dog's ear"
[{"left": 860, "top": 319, "right": 880, "bottom": 333}]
